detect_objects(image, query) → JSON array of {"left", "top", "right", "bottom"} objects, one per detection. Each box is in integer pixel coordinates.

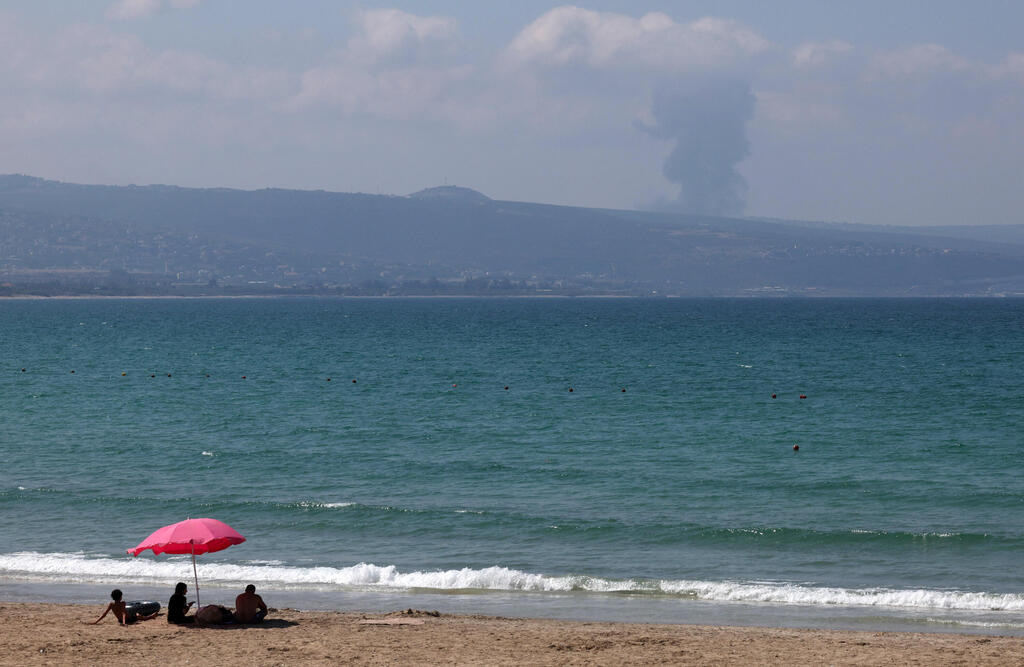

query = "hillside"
[{"left": 1, "top": 174, "right": 1023, "bottom": 296}]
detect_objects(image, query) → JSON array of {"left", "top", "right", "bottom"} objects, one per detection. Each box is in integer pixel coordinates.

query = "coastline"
[
  {"left": 3, "top": 602, "right": 1023, "bottom": 666},
  {"left": 6, "top": 579, "right": 1023, "bottom": 637},
  {"left": 0, "top": 293, "right": 628, "bottom": 299},
  {"left": 3, "top": 293, "right": 1023, "bottom": 303}
]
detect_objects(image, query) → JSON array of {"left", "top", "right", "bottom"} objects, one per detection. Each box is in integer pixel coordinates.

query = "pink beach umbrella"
[{"left": 127, "top": 518, "right": 246, "bottom": 608}]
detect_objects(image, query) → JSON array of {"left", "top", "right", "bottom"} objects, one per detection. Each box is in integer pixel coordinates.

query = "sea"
[{"left": 2, "top": 297, "right": 1023, "bottom": 635}]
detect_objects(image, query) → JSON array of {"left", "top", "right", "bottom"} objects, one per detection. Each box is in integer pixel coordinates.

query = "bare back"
[
  {"left": 234, "top": 592, "right": 266, "bottom": 623},
  {"left": 112, "top": 600, "right": 127, "bottom": 623}
]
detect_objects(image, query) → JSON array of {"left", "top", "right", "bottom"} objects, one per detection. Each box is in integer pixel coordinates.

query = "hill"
[
  {"left": 409, "top": 185, "right": 491, "bottom": 203},
  {"left": 1, "top": 174, "right": 1023, "bottom": 296}
]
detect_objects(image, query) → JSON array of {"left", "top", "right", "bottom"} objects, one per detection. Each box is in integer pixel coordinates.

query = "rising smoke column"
[{"left": 641, "top": 78, "right": 756, "bottom": 216}]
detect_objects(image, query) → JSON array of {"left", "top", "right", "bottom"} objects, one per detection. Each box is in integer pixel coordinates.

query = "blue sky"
[{"left": 1, "top": 1, "right": 1022, "bottom": 225}]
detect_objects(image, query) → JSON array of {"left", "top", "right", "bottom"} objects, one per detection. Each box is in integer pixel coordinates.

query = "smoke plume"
[{"left": 641, "top": 78, "right": 755, "bottom": 216}]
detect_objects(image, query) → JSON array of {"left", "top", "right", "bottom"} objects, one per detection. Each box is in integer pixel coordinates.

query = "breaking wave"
[{"left": 2, "top": 551, "right": 1022, "bottom": 612}]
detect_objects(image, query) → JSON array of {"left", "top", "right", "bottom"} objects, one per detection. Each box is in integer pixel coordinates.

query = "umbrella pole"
[{"left": 191, "top": 544, "right": 200, "bottom": 609}]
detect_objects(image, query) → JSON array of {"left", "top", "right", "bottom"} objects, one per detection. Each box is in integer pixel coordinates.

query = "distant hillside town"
[{"left": 2, "top": 175, "right": 1024, "bottom": 297}]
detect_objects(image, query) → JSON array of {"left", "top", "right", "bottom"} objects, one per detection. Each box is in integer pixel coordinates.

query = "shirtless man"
[
  {"left": 92, "top": 589, "right": 157, "bottom": 625},
  {"left": 234, "top": 584, "right": 268, "bottom": 624}
]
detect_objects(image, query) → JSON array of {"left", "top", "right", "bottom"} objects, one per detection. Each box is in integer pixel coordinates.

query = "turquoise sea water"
[{"left": 2, "top": 297, "right": 1023, "bottom": 633}]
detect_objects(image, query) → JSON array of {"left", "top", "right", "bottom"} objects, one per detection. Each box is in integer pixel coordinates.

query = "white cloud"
[
  {"left": 867, "top": 43, "right": 973, "bottom": 80},
  {"left": 106, "top": 0, "right": 160, "bottom": 21},
  {"left": 504, "top": 6, "right": 771, "bottom": 72},
  {"left": 290, "top": 63, "right": 474, "bottom": 119},
  {"left": 792, "top": 40, "right": 853, "bottom": 68},
  {"left": 347, "top": 8, "right": 458, "bottom": 65},
  {"left": 287, "top": 9, "right": 470, "bottom": 119},
  {"left": 1, "top": 22, "right": 288, "bottom": 103},
  {"left": 106, "top": 0, "right": 202, "bottom": 21},
  {"left": 994, "top": 52, "right": 1024, "bottom": 85}
]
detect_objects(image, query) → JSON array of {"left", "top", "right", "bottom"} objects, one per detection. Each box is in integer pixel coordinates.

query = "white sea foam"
[
  {"left": 1, "top": 552, "right": 1022, "bottom": 612},
  {"left": 923, "top": 617, "right": 1024, "bottom": 630}
]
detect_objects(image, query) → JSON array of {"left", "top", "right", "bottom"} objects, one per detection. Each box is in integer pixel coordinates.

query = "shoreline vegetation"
[{"left": 2, "top": 603, "right": 1023, "bottom": 665}]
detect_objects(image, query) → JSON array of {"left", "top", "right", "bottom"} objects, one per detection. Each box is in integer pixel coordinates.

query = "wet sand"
[{"left": 2, "top": 602, "right": 1024, "bottom": 665}]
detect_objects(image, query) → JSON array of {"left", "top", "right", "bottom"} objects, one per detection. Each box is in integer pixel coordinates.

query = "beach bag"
[{"left": 196, "top": 604, "right": 229, "bottom": 625}]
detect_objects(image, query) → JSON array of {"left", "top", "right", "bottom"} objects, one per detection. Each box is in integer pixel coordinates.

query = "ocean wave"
[
  {"left": 922, "top": 617, "right": 1024, "bottom": 631},
  {"left": 1, "top": 552, "right": 1022, "bottom": 612},
  {"left": 694, "top": 526, "right": 997, "bottom": 547},
  {"left": 2, "top": 487, "right": 1014, "bottom": 549}
]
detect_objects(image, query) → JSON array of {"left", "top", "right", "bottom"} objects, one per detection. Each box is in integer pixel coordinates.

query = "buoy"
[
  {"left": 568, "top": 387, "right": 574, "bottom": 392},
  {"left": 70, "top": 370, "right": 75, "bottom": 374},
  {"left": 452, "top": 383, "right": 457, "bottom": 388},
  {"left": 621, "top": 388, "right": 626, "bottom": 393},
  {"left": 793, "top": 444, "right": 799, "bottom": 451},
  {"left": 150, "top": 374, "right": 155, "bottom": 378},
  {"left": 242, "top": 376, "right": 247, "bottom": 379},
  {"left": 799, "top": 394, "right": 807, "bottom": 399},
  {"left": 352, "top": 379, "right": 357, "bottom": 383},
  {"left": 504, "top": 386, "right": 509, "bottom": 390},
  {"left": 771, "top": 393, "right": 776, "bottom": 399},
  {"left": 327, "top": 378, "right": 331, "bottom": 382}
]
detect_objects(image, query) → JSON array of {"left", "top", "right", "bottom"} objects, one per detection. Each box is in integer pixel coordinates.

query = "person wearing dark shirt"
[{"left": 167, "top": 582, "right": 195, "bottom": 624}]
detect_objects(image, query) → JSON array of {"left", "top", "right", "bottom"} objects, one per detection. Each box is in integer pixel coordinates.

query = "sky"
[{"left": 1, "top": 1, "right": 1022, "bottom": 226}]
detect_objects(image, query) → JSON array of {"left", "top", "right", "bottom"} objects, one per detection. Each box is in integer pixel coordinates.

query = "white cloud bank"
[
  {"left": 348, "top": 8, "right": 458, "bottom": 64},
  {"left": 504, "top": 7, "right": 770, "bottom": 72},
  {"left": 288, "top": 9, "right": 473, "bottom": 119}
]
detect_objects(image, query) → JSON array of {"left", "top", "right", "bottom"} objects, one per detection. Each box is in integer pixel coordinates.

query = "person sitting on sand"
[
  {"left": 92, "top": 589, "right": 157, "bottom": 625},
  {"left": 167, "top": 582, "right": 195, "bottom": 625},
  {"left": 234, "top": 584, "right": 268, "bottom": 624}
]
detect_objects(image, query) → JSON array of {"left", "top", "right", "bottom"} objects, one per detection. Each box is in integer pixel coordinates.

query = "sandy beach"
[{"left": 1, "top": 603, "right": 1022, "bottom": 666}]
